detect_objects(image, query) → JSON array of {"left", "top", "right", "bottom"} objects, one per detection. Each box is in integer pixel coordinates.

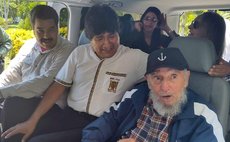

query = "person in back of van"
[
  {"left": 196, "top": 13, "right": 230, "bottom": 81},
  {"left": 206, "top": 15, "right": 230, "bottom": 80},
  {"left": 82, "top": 48, "right": 224, "bottom": 142},
  {"left": 0, "top": 26, "right": 12, "bottom": 73},
  {"left": 78, "top": 7, "right": 90, "bottom": 46},
  {"left": 130, "top": 7, "right": 174, "bottom": 54},
  {"left": 0, "top": 4, "right": 74, "bottom": 142},
  {"left": 1, "top": 4, "right": 148, "bottom": 142},
  {"left": 190, "top": 12, "right": 230, "bottom": 80},
  {"left": 161, "top": 12, "right": 230, "bottom": 81},
  {"left": 119, "top": 14, "right": 135, "bottom": 47}
]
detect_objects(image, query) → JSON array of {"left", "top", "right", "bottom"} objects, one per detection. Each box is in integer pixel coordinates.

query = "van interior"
[
  {"left": 16, "top": 0, "right": 230, "bottom": 140},
  {"left": 42, "top": 0, "right": 230, "bottom": 46}
]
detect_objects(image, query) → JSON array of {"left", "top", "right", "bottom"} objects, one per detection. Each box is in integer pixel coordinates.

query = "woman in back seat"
[
  {"left": 130, "top": 7, "right": 173, "bottom": 54},
  {"left": 163, "top": 12, "right": 230, "bottom": 81}
]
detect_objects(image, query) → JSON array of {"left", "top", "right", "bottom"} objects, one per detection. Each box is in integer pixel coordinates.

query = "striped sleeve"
[{"left": 194, "top": 102, "right": 225, "bottom": 142}]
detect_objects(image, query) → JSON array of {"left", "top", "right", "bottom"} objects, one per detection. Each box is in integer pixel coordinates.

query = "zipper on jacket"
[{"left": 86, "top": 60, "right": 104, "bottom": 113}]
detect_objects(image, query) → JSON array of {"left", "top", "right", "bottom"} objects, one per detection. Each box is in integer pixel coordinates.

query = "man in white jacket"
[{"left": 1, "top": 4, "right": 148, "bottom": 142}]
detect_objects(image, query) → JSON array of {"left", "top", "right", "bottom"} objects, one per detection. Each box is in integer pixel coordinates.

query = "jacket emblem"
[{"left": 108, "top": 77, "right": 120, "bottom": 93}]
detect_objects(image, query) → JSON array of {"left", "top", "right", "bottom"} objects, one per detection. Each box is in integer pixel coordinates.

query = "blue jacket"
[{"left": 82, "top": 82, "right": 225, "bottom": 142}]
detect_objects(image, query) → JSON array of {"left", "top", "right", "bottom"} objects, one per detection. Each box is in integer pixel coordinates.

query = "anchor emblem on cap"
[{"left": 158, "top": 53, "right": 166, "bottom": 61}]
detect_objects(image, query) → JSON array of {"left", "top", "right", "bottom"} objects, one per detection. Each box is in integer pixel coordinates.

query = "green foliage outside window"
[
  {"left": 18, "top": 17, "right": 31, "bottom": 30},
  {"left": 179, "top": 10, "right": 230, "bottom": 36},
  {"left": 179, "top": 10, "right": 206, "bottom": 36}
]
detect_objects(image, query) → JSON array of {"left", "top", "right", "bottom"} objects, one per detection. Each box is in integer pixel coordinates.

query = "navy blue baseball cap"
[{"left": 145, "top": 48, "right": 189, "bottom": 75}]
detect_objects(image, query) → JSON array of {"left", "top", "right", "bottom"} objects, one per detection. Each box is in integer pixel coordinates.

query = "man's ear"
[
  {"left": 145, "top": 75, "right": 151, "bottom": 89},
  {"left": 184, "top": 70, "right": 190, "bottom": 87},
  {"left": 144, "top": 75, "right": 147, "bottom": 80}
]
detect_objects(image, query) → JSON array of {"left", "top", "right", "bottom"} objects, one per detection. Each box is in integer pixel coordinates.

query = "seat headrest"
[{"left": 168, "top": 37, "right": 217, "bottom": 73}]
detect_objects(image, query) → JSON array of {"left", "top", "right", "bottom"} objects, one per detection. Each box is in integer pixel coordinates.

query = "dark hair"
[
  {"left": 119, "top": 14, "right": 134, "bottom": 46},
  {"left": 140, "top": 6, "right": 161, "bottom": 26},
  {"left": 200, "top": 12, "right": 226, "bottom": 58},
  {"left": 84, "top": 4, "right": 119, "bottom": 40},
  {"left": 30, "top": 5, "right": 59, "bottom": 27},
  {"left": 140, "top": 6, "right": 165, "bottom": 50},
  {"left": 80, "top": 7, "right": 90, "bottom": 31},
  {"left": 122, "top": 14, "right": 134, "bottom": 22}
]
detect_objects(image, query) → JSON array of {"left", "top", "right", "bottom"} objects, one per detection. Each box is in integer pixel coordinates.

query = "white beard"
[{"left": 149, "top": 90, "right": 187, "bottom": 117}]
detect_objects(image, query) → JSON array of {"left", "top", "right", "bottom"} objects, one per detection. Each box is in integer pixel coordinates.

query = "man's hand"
[{"left": 1, "top": 118, "right": 37, "bottom": 142}]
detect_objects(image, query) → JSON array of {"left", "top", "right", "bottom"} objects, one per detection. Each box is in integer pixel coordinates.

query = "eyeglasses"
[
  {"left": 143, "top": 17, "right": 158, "bottom": 23},
  {"left": 191, "top": 20, "right": 199, "bottom": 29}
]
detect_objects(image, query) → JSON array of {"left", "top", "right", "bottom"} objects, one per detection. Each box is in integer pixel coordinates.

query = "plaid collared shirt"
[{"left": 128, "top": 98, "right": 173, "bottom": 142}]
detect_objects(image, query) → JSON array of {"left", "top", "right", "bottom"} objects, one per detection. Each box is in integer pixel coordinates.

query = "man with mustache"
[
  {"left": 82, "top": 48, "right": 224, "bottom": 142},
  {"left": 0, "top": 4, "right": 74, "bottom": 141},
  {"left": 1, "top": 4, "right": 147, "bottom": 142},
  {"left": 0, "top": 5, "right": 74, "bottom": 99}
]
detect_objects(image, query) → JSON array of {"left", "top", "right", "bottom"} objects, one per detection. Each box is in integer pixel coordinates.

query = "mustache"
[
  {"left": 41, "top": 38, "right": 52, "bottom": 42},
  {"left": 158, "top": 92, "right": 171, "bottom": 97}
]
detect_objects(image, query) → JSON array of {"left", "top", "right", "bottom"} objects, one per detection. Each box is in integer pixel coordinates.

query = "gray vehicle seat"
[{"left": 168, "top": 36, "right": 230, "bottom": 137}]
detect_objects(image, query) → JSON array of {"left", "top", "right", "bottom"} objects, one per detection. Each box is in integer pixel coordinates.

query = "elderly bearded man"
[{"left": 82, "top": 48, "right": 224, "bottom": 142}]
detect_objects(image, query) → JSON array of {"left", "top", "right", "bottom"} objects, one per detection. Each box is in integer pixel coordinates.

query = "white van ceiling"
[{"left": 40, "top": 0, "right": 230, "bottom": 14}]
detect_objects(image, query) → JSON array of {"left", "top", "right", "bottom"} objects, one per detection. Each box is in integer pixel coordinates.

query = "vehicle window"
[
  {"left": 59, "top": 7, "right": 69, "bottom": 39},
  {"left": 179, "top": 10, "right": 230, "bottom": 36}
]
